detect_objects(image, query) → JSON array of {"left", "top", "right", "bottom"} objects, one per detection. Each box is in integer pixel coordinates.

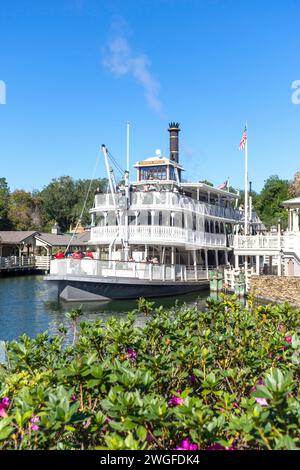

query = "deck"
[{"left": 0, "top": 256, "right": 50, "bottom": 274}]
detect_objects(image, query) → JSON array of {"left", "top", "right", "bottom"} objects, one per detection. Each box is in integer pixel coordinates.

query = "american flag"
[
  {"left": 239, "top": 126, "right": 247, "bottom": 151},
  {"left": 218, "top": 179, "right": 228, "bottom": 190}
]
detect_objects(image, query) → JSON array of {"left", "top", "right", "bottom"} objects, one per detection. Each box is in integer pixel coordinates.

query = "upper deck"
[{"left": 91, "top": 190, "right": 242, "bottom": 222}]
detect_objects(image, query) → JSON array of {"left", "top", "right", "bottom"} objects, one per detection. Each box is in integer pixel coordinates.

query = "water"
[{"left": 0, "top": 275, "right": 210, "bottom": 341}]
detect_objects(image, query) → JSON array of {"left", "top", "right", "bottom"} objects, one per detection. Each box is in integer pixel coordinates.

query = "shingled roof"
[
  {"left": 35, "top": 231, "right": 91, "bottom": 247},
  {"left": 0, "top": 231, "right": 37, "bottom": 244}
]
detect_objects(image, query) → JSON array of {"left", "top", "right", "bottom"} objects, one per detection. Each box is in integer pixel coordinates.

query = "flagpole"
[{"left": 244, "top": 127, "right": 248, "bottom": 236}]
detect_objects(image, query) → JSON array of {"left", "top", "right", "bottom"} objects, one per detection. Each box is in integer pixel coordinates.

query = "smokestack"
[{"left": 168, "top": 122, "right": 180, "bottom": 163}]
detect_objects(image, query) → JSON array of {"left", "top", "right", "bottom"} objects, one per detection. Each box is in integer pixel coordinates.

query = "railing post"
[{"left": 149, "top": 263, "right": 153, "bottom": 281}]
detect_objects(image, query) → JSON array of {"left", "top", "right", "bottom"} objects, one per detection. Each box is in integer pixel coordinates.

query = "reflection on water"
[{"left": 0, "top": 275, "right": 210, "bottom": 341}]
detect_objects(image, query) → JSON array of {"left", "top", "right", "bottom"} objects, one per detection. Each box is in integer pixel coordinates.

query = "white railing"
[
  {"left": 224, "top": 267, "right": 253, "bottom": 293},
  {"left": 90, "top": 225, "right": 227, "bottom": 248},
  {"left": 282, "top": 233, "right": 300, "bottom": 253},
  {"left": 0, "top": 255, "right": 51, "bottom": 271},
  {"left": 49, "top": 258, "right": 209, "bottom": 283},
  {"left": 35, "top": 256, "right": 51, "bottom": 270},
  {"left": 93, "top": 192, "right": 242, "bottom": 222},
  {"left": 0, "top": 256, "right": 35, "bottom": 270},
  {"left": 233, "top": 234, "right": 282, "bottom": 251}
]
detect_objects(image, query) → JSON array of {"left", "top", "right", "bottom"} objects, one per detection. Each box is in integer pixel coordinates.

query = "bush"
[{"left": 0, "top": 295, "right": 300, "bottom": 450}]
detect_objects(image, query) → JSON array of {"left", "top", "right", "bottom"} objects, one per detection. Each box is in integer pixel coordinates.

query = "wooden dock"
[{"left": 0, "top": 255, "right": 50, "bottom": 274}]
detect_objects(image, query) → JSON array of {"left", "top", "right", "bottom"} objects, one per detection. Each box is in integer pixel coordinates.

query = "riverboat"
[{"left": 46, "top": 123, "right": 243, "bottom": 301}]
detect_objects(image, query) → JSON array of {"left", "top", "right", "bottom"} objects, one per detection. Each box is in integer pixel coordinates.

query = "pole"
[
  {"left": 126, "top": 122, "right": 130, "bottom": 173},
  {"left": 244, "top": 129, "right": 248, "bottom": 236}
]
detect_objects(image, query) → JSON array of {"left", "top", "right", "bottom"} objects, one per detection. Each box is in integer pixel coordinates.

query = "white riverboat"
[{"left": 46, "top": 123, "right": 243, "bottom": 301}]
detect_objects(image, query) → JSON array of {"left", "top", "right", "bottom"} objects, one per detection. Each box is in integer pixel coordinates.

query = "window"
[
  {"left": 148, "top": 211, "right": 152, "bottom": 225},
  {"left": 192, "top": 214, "right": 197, "bottom": 231},
  {"left": 159, "top": 212, "right": 163, "bottom": 226},
  {"left": 140, "top": 166, "right": 167, "bottom": 181}
]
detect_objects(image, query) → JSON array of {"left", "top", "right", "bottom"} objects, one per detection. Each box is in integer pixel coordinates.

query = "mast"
[
  {"left": 126, "top": 122, "right": 130, "bottom": 173},
  {"left": 244, "top": 134, "right": 248, "bottom": 236},
  {"left": 102, "top": 144, "right": 116, "bottom": 207}
]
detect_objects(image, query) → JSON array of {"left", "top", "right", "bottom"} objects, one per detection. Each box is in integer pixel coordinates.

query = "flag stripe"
[{"left": 239, "top": 126, "right": 247, "bottom": 151}]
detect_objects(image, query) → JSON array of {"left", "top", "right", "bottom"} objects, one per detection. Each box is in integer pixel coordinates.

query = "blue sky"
[{"left": 1, "top": 0, "right": 300, "bottom": 193}]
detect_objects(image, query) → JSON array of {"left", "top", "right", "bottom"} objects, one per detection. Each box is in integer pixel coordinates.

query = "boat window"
[
  {"left": 128, "top": 215, "right": 136, "bottom": 225},
  {"left": 205, "top": 219, "right": 209, "bottom": 232},
  {"left": 210, "top": 220, "right": 214, "bottom": 233},
  {"left": 215, "top": 222, "right": 219, "bottom": 234},
  {"left": 159, "top": 212, "right": 163, "bottom": 226},
  {"left": 192, "top": 214, "right": 196, "bottom": 231},
  {"left": 220, "top": 222, "right": 224, "bottom": 234},
  {"left": 182, "top": 213, "right": 185, "bottom": 229},
  {"left": 148, "top": 211, "right": 152, "bottom": 225}
]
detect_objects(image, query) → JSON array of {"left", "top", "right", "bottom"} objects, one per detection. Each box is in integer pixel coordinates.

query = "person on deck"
[
  {"left": 54, "top": 250, "right": 65, "bottom": 259},
  {"left": 84, "top": 248, "right": 94, "bottom": 259},
  {"left": 72, "top": 249, "right": 83, "bottom": 259}
]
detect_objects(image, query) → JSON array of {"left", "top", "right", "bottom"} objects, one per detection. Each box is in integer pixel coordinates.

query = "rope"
[
  {"left": 64, "top": 149, "right": 101, "bottom": 255},
  {"left": 107, "top": 149, "right": 124, "bottom": 177}
]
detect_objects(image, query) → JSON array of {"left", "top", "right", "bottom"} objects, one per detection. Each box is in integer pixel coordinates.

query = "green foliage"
[
  {"left": 199, "top": 180, "right": 214, "bottom": 187},
  {"left": 7, "top": 190, "right": 41, "bottom": 231},
  {"left": 39, "top": 176, "right": 107, "bottom": 231},
  {"left": 255, "top": 175, "right": 289, "bottom": 228},
  {"left": 0, "top": 297, "right": 300, "bottom": 450},
  {"left": 0, "top": 177, "right": 11, "bottom": 229}
]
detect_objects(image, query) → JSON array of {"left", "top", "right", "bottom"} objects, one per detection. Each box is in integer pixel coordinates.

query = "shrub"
[{"left": 0, "top": 295, "right": 300, "bottom": 450}]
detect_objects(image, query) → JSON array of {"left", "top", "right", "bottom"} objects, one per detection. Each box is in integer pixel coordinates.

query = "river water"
[{"left": 0, "top": 275, "right": 210, "bottom": 341}]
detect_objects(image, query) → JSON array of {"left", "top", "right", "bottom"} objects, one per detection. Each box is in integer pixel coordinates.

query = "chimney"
[{"left": 168, "top": 122, "right": 180, "bottom": 163}]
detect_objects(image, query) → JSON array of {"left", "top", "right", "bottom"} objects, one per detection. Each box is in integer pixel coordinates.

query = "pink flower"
[
  {"left": 71, "top": 394, "right": 77, "bottom": 402},
  {"left": 206, "top": 443, "right": 235, "bottom": 450},
  {"left": 127, "top": 348, "right": 137, "bottom": 361},
  {"left": 30, "top": 415, "right": 40, "bottom": 432},
  {"left": 255, "top": 397, "right": 268, "bottom": 406},
  {"left": 0, "top": 397, "right": 10, "bottom": 417},
  {"left": 168, "top": 390, "right": 184, "bottom": 406},
  {"left": 168, "top": 395, "right": 184, "bottom": 406},
  {"left": 285, "top": 336, "right": 292, "bottom": 344},
  {"left": 1, "top": 397, "right": 10, "bottom": 407},
  {"left": 176, "top": 438, "right": 198, "bottom": 451}
]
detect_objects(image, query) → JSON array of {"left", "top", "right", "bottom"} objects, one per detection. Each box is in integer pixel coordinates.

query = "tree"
[
  {"left": 0, "top": 177, "right": 11, "bottom": 229},
  {"left": 71, "top": 178, "right": 107, "bottom": 228},
  {"left": 7, "top": 190, "right": 42, "bottom": 231},
  {"left": 255, "top": 175, "right": 289, "bottom": 228},
  {"left": 40, "top": 176, "right": 107, "bottom": 232},
  {"left": 40, "top": 176, "right": 77, "bottom": 232},
  {"left": 288, "top": 171, "right": 300, "bottom": 198},
  {"left": 199, "top": 179, "right": 214, "bottom": 187}
]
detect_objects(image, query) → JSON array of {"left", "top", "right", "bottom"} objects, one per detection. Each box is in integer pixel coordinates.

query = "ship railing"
[
  {"left": 49, "top": 258, "right": 210, "bottom": 282},
  {"left": 93, "top": 192, "right": 242, "bottom": 221},
  {"left": 90, "top": 225, "right": 227, "bottom": 247}
]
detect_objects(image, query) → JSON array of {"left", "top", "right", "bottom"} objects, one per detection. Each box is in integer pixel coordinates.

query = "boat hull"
[{"left": 45, "top": 275, "right": 209, "bottom": 301}]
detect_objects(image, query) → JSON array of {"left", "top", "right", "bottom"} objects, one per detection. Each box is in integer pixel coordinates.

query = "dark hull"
[{"left": 45, "top": 276, "right": 209, "bottom": 301}]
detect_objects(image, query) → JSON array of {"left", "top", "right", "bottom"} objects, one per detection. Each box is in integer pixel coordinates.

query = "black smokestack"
[{"left": 168, "top": 122, "right": 180, "bottom": 163}]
